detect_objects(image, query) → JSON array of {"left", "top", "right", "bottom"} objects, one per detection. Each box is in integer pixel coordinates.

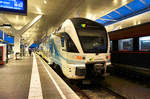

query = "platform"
[{"left": 0, "top": 53, "right": 79, "bottom": 99}]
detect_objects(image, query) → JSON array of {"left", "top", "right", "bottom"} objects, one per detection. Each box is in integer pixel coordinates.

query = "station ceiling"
[
  {"left": 0, "top": 0, "right": 150, "bottom": 45},
  {"left": 97, "top": 0, "right": 150, "bottom": 25}
]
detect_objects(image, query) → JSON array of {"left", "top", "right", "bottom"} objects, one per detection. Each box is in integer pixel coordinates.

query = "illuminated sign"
[
  {"left": 81, "top": 24, "right": 86, "bottom": 28},
  {"left": 0, "top": 0, "right": 27, "bottom": 14}
]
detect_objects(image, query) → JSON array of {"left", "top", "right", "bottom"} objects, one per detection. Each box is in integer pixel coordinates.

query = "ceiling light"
[
  {"left": 138, "top": 21, "right": 141, "bottom": 24},
  {"left": 134, "top": 21, "right": 137, "bottom": 25},
  {"left": 0, "top": 24, "right": 12, "bottom": 28},
  {"left": 121, "top": 0, "right": 128, "bottom": 5},
  {"left": 36, "top": 7, "right": 43, "bottom": 14},
  {"left": 44, "top": 0, "right": 47, "bottom": 4},
  {"left": 113, "top": 0, "right": 118, "bottom": 5},
  {"left": 16, "top": 15, "right": 19, "bottom": 21}
]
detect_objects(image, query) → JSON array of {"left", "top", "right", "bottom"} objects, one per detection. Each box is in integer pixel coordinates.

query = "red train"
[{"left": 109, "top": 22, "right": 150, "bottom": 79}]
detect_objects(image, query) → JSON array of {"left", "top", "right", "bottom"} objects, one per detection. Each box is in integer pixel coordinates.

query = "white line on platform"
[
  {"left": 28, "top": 53, "right": 43, "bottom": 99},
  {"left": 38, "top": 55, "right": 67, "bottom": 99}
]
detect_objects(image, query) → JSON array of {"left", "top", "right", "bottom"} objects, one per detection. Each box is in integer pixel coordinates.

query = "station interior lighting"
[
  {"left": 0, "top": 24, "right": 12, "bottom": 29},
  {"left": 44, "top": 0, "right": 47, "bottom": 4},
  {"left": 96, "top": 0, "right": 150, "bottom": 26}
]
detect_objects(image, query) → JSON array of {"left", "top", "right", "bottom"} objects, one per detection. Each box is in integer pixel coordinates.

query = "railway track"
[
  {"left": 71, "top": 82, "right": 126, "bottom": 99},
  {"left": 40, "top": 55, "right": 126, "bottom": 99},
  {"left": 48, "top": 62, "right": 126, "bottom": 99}
]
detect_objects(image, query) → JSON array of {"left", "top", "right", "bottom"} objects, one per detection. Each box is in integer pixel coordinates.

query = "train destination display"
[{"left": 0, "top": 0, "right": 27, "bottom": 14}]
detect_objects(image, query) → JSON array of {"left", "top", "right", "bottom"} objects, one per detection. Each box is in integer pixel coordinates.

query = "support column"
[
  {"left": 112, "top": 40, "right": 119, "bottom": 51},
  {"left": 133, "top": 37, "right": 139, "bottom": 51},
  {"left": 14, "top": 35, "right": 21, "bottom": 59}
]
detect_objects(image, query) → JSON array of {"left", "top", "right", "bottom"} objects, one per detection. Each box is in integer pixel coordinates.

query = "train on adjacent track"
[
  {"left": 38, "top": 18, "right": 111, "bottom": 79},
  {"left": 109, "top": 22, "right": 150, "bottom": 80}
]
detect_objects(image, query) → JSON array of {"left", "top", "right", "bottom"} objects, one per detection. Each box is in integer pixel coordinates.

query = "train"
[
  {"left": 109, "top": 22, "right": 150, "bottom": 80},
  {"left": 38, "top": 18, "right": 111, "bottom": 79}
]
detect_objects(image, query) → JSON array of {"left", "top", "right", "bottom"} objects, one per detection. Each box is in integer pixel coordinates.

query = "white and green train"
[{"left": 38, "top": 18, "right": 111, "bottom": 79}]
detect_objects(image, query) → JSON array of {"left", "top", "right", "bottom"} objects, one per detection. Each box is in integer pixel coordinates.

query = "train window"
[
  {"left": 61, "top": 33, "right": 79, "bottom": 53},
  {"left": 66, "top": 35, "right": 79, "bottom": 53},
  {"left": 61, "top": 37, "right": 64, "bottom": 47},
  {"left": 72, "top": 18, "right": 108, "bottom": 53},
  {"left": 139, "top": 36, "right": 150, "bottom": 51},
  {"left": 61, "top": 37, "right": 67, "bottom": 51},
  {"left": 118, "top": 38, "right": 133, "bottom": 51}
]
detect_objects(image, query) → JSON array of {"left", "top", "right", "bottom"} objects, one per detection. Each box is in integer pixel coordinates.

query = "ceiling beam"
[
  {"left": 99, "top": 18, "right": 117, "bottom": 21},
  {"left": 124, "top": 5, "right": 134, "bottom": 12},
  {"left": 114, "top": 10, "right": 123, "bottom": 17},
  {"left": 139, "top": 0, "right": 149, "bottom": 6},
  {"left": 17, "top": 15, "right": 43, "bottom": 36}
]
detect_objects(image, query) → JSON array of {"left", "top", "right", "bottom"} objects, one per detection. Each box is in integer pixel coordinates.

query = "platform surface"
[{"left": 0, "top": 54, "right": 79, "bottom": 99}]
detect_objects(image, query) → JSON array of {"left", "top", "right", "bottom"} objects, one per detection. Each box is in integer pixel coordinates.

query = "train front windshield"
[
  {"left": 72, "top": 18, "right": 108, "bottom": 53},
  {"left": 78, "top": 29, "right": 107, "bottom": 53}
]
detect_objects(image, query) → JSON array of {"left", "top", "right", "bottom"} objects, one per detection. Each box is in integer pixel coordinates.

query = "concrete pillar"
[
  {"left": 133, "top": 37, "right": 139, "bottom": 51},
  {"left": 14, "top": 35, "right": 21, "bottom": 59},
  {"left": 112, "top": 40, "right": 119, "bottom": 51}
]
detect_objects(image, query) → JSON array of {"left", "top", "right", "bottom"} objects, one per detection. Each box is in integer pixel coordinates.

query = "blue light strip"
[
  {"left": 96, "top": 0, "right": 150, "bottom": 26},
  {"left": 30, "top": 44, "right": 39, "bottom": 48}
]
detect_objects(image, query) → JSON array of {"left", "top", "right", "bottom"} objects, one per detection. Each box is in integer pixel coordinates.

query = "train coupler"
[{"left": 102, "top": 73, "right": 110, "bottom": 77}]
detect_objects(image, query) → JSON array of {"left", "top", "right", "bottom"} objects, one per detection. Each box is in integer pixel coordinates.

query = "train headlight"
[
  {"left": 76, "top": 56, "right": 85, "bottom": 60},
  {"left": 76, "top": 56, "right": 82, "bottom": 60},
  {"left": 106, "top": 55, "right": 111, "bottom": 60}
]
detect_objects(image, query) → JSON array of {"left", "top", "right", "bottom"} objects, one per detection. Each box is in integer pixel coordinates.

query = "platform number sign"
[{"left": 0, "top": 0, "right": 27, "bottom": 15}]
